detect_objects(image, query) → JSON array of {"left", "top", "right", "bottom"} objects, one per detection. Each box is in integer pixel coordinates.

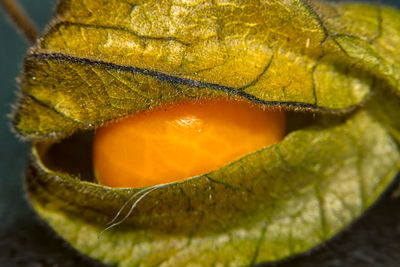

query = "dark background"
[{"left": 0, "top": 1, "right": 400, "bottom": 266}]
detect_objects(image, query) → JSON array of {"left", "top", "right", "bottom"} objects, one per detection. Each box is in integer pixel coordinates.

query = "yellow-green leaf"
[
  {"left": 10, "top": 0, "right": 400, "bottom": 266},
  {"left": 27, "top": 106, "right": 400, "bottom": 266},
  {"left": 16, "top": 0, "right": 400, "bottom": 140},
  {"left": 315, "top": 2, "right": 400, "bottom": 94}
]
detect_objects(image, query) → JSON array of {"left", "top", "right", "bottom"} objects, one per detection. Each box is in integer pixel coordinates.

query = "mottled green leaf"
[
  {"left": 314, "top": 2, "right": 400, "bottom": 94},
  {"left": 27, "top": 106, "right": 400, "bottom": 266},
  {"left": 16, "top": 0, "right": 400, "bottom": 140},
  {"left": 10, "top": 0, "right": 400, "bottom": 266}
]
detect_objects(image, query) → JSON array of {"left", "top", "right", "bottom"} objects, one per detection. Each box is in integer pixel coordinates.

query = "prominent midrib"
[{"left": 25, "top": 52, "right": 357, "bottom": 114}]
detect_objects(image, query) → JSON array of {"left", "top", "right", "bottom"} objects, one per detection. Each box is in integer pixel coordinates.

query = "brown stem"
[{"left": 0, "top": 0, "right": 39, "bottom": 45}]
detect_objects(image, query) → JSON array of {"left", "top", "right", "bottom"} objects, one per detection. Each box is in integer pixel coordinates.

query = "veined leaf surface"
[
  {"left": 11, "top": 0, "right": 400, "bottom": 266},
  {"left": 16, "top": 0, "right": 400, "bottom": 139}
]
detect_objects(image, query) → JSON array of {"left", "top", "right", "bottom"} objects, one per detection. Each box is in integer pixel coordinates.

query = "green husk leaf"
[
  {"left": 314, "top": 2, "right": 400, "bottom": 95},
  {"left": 27, "top": 105, "right": 400, "bottom": 266},
  {"left": 11, "top": 0, "right": 400, "bottom": 266},
  {"left": 15, "top": 0, "right": 400, "bottom": 140}
]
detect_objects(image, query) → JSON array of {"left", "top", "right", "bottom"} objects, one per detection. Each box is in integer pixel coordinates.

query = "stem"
[{"left": 0, "top": 0, "right": 39, "bottom": 45}]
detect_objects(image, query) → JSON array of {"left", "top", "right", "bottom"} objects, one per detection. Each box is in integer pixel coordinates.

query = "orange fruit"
[{"left": 93, "top": 99, "right": 285, "bottom": 188}]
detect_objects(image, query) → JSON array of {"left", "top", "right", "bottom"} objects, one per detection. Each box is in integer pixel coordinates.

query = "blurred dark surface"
[{"left": 0, "top": 0, "right": 400, "bottom": 266}]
